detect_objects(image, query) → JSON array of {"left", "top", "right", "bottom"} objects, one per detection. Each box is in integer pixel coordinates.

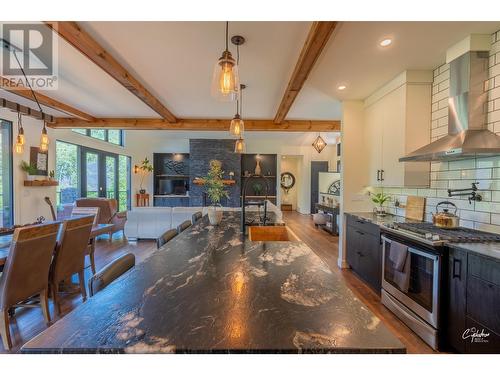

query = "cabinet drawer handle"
[
  {"left": 355, "top": 230, "right": 365, "bottom": 235},
  {"left": 356, "top": 220, "right": 365, "bottom": 224},
  {"left": 452, "top": 258, "right": 461, "bottom": 280},
  {"left": 377, "top": 170, "right": 381, "bottom": 181},
  {"left": 356, "top": 251, "right": 364, "bottom": 257},
  {"left": 380, "top": 169, "right": 385, "bottom": 181}
]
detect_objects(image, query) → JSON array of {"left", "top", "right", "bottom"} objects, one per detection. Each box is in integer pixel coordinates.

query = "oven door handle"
[{"left": 381, "top": 235, "right": 439, "bottom": 261}]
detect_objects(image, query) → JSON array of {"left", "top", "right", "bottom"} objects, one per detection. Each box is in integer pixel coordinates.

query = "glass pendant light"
[
  {"left": 312, "top": 133, "right": 327, "bottom": 153},
  {"left": 230, "top": 84, "right": 245, "bottom": 137},
  {"left": 40, "top": 122, "right": 49, "bottom": 152},
  {"left": 234, "top": 137, "right": 246, "bottom": 153},
  {"left": 211, "top": 22, "right": 240, "bottom": 102},
  {"left": 14, "top": 112, "right": 25, "bottom": 154}
]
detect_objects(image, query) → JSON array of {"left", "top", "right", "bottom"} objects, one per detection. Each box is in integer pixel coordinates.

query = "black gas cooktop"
[{"left": 383, "top": 222, "right": 500, "bottom": 245}]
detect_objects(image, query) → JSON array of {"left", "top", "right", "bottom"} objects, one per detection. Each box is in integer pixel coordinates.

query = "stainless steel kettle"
[{"left": 432, "top": 201, "right": 459, "bottom": 229}]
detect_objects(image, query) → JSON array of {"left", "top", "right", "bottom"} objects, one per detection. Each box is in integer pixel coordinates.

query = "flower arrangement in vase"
[{"left": 204, "top": 160, "right": 229, "bottom": 225}]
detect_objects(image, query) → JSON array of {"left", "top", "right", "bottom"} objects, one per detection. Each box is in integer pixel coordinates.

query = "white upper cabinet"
[{"left": 363, "top": 71, "right": 432, "bottom": 187}]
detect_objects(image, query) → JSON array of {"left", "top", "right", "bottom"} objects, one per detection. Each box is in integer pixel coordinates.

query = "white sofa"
[
  {"left": 125, "top": 202, "right": 283, "bottom": 241},
  {"left": 125, "top": 207, "right": 207, "bottom": 240}
]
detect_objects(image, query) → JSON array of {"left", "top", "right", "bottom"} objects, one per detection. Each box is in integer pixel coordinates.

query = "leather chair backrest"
[
  {"left": 156, "top": 228, "right": 178, "bottom": 249},
  {"left": 177, "top": 220, "right": 192, "bottom": 234},
  {"left": 51, "top": 216, "right": 94, "bottom": 283},
  {"left": 76, "top": 198, "right": 117, "bottom": 224},
  {"left": 88, "top": 253, "right": 135, "bottom": 297},
  {"left": 192, "top": 211, "right": 203, "bottom": 224},
  {"left": 0, "top": 222, "right": 60, "bottom": 309}
]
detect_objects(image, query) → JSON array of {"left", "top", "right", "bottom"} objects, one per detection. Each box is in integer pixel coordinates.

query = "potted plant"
[
  {"left": 204, "top": 160, "right": 229, "bottom": 225},
  {"left": 137, "top": 157, "right": 153, "bottom": 194},
  {"left": 20, "top": 160, "right": 38, "bottom": 181},
  {"left": 48, "top": 170, "right": 55, "bottom": 181},
  {"left": 371, "top": 192, "right": 391, "bottom": 216}
]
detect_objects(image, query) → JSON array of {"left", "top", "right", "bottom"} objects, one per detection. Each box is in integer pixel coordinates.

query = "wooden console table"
[{"left": 136, "top": 193, "right": 150, "bottom": 207}]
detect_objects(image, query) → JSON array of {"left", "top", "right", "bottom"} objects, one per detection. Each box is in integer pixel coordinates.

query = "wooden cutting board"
[{"left": 405, "top": 196, "right": 426, "bottom": 221}]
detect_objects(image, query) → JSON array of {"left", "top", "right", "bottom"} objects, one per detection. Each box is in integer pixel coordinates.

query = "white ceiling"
[
  {"left": 2, "top": 21, "right": 500, "bottom": 122},
  {"left": 309, "top": 21, "right": 500, "bottom": 101}
]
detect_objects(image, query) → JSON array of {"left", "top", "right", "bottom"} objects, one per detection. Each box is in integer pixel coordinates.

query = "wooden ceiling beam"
[
  {"left": 48, "top": 117, "right": 340, "bottom": 132},
  {"left": 45, "top": 21, "right": 177, "bottom": 123},
  {"left": 0, "top": 96, "right": 54, "bottom": 122},
  {"left": 0, "top": 76, "right": 95, "bottom": 121},
  {"left": 274, "top": 22, "right": 339, "bottom": 124}
]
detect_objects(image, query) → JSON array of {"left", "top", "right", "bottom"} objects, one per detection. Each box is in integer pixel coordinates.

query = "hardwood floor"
[{"left": 1, "top": 213, "right": 434, "bottom": 353}]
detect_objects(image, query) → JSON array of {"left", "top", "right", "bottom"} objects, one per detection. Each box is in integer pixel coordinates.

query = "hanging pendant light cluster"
[
  {"left": 312, "top": 133, "right": 327, "bottom": 153},
  {"left": 211, "top": 22, "right": 241, "bottom": 102},
  {"left": 10, "top": 47, "right": 49, "bottom": 153},
  {"left": 14, "top": 111, "right": 25, "bottom": 154}
]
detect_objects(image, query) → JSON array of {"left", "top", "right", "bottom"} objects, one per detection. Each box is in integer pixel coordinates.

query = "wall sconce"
[{"left": 134, "top": 165, "right": 139, "bottom": 174}]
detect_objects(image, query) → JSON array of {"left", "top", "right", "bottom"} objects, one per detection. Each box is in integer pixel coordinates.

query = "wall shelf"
[
  {"left": 193, "top": 178, "right": 236, "bottom": 186},
  {"left": 23, "top": 180, "right": 59, "bottom": 187}
]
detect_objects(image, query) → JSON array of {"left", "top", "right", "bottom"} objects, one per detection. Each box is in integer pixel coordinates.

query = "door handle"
[
  {"left": 380, "top": 169, "right": 385, "bottom": 181},
  {"left": 452, "top": 258, "right": 461, "bottom": 280},
  {"left": 377, "top": 170, "right": 381, "bottom": 181}
]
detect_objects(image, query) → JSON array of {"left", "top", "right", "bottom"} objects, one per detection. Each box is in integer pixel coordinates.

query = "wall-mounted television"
[{"left": 157, "top": 179, "right": 188, "bottom": 195}]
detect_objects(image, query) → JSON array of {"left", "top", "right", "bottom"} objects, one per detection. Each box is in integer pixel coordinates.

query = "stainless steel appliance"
[{"left": 380, "top": 223, "right": 500, "bottom": 349}]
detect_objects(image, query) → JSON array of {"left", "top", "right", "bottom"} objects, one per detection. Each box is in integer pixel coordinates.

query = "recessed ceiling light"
[
  {"left": 380, "top": 38, "right": 392, "bottom": 47},
  {"left": 337, "top": 85, "right": 346, "bottom": 90}
]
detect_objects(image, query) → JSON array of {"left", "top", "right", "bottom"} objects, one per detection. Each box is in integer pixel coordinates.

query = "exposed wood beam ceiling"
[
  {"left": 0, "top": 76, "right": 95, "bottom": 121},
  {"left": 49, "top": 118, "right": 340, "bottom": 132},
  {"left": 45, "top": 21, "right": 178, "bottom": 123},
  {"left": 1, "top": 96, "right": 54, "bottom": 122},
  {"left": 274, "top": 21, "right": 338, "bottom": 124}
]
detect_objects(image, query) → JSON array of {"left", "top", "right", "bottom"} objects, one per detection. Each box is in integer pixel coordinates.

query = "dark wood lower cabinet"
[
  {"left": 447, "top": 247, "right": 467, "bottom": 353},
  {"left": 446, "top": 248, "right": 500, "bottom": 353},
  {"left": 345, "top": 215, "right": 382, "bottom": 293}
]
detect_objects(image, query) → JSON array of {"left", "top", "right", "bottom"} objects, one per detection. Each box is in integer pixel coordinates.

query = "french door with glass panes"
[{"left": 81, "top": 148, "right": 120, "bottom": 201}]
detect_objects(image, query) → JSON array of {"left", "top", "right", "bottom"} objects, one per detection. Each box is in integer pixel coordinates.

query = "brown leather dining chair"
[
  {"left": 88, "top": 253, "right": 135, "bottom": 297},
  {"left": 177, "top": 220, "right": 192, "bottom": 234},
  {"left": 156, "top": 228, "right": 178, "bottom": 249},
  {"left": 49, "top": 215, "right": 94, "bottom": 316},
  {"left": 0, "top": 222, "right": 61, "bottom": 350}
]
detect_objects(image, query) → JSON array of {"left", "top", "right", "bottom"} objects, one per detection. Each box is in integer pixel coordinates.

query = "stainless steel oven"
[{"left": 381, "top": 235, "right": 441, "bottom": 349}]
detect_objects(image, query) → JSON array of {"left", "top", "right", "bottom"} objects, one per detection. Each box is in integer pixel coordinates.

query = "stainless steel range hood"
[{"left": 400, "top": 50, "right": 500, "bottom": 162}]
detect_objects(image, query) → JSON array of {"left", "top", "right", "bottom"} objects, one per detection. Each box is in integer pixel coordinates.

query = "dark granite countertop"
[
  {"left": 345, "top": 212, "right": 420, "bottom": 226},
  {"left": 22, "top": 212, "right": 405, "bottom": 354},
  {"left": 447, "top": 242, "right": 500, "bottom": 261},
  {"left": 346, "top": 212, "right": 500, "bottom": 261}
]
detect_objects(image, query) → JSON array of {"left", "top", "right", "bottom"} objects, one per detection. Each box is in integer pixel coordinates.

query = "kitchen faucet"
[{"left": 241, "top": 175, "right": 270, "bottom": 233}]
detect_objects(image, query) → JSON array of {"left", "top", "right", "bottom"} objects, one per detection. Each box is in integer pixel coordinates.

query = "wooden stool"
[{"left": 136, "top": 193, "right": 150, "bottom": 207}]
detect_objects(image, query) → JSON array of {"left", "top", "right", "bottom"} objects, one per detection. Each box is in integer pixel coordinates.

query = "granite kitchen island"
[{"left": 22, "top": 212, "right": 405, "bottom": 353}]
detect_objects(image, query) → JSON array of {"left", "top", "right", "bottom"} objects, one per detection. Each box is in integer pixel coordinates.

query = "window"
[
  {"left": 72, "top": 129, "right": 124, "bottom": 146},
  {"left": 56, "top": 141, "right": 80, "bottom": 206},
  {"left": 56, "top": 141, "right": 131, "bottom": 211},
  {"left": 0, "top": 120, "right": 13, "bottom": 227}
]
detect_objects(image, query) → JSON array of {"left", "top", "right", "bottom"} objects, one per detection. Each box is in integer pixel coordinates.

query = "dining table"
[{"left": 0, "top": 223, "right": 114, "bottom": 268}]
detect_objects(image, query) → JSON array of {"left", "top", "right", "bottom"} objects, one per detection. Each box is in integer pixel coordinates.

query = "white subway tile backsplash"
[
  {"left": 460, "top": 168, "right": 492, "bottom": 180},
  {"left": 430, "top": 180, "right": 449, "bottom": 189},
  {"left": 460, "top": 210, "right": 490, "bottom": 224},
  {"left": 474, "top": 201, "right": 500, "bottom": 213},
  {"left": 436, "top": 170, "right": 461, "bottom": 180},
  {"left": 474, "top": 222, "right": 500, "bottom": 235},
  {"left": 476, "top": 155, "right": 500, "bottom": 168},
  {"left": 493, "top": 191, "right": 500, "bottom": 202},
  {"left": 431, "top": 162, "right": 448, "bottom": 171},
  {"left": 449, "top": 159, "right": 476, "bottom": 170}
]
